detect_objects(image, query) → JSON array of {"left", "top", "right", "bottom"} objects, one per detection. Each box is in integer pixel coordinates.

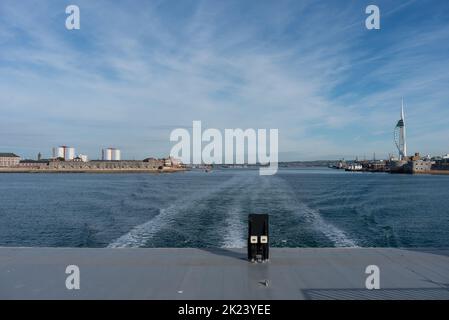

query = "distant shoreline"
[{"left": 0, "top": 167, "right": 187, "bottom": 174}]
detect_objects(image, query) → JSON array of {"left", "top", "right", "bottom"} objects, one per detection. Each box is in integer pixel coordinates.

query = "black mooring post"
[{"left": 248, "top": 214, "right": 269, "bottom": 262}]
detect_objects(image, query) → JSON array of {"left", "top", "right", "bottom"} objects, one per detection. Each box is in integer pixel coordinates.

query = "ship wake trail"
[
  {"left": 107, "top": 176, "right": 243, "bottom": 248},
  {"left": 299, "top": 203, "right": 357, "bottom": 247},
  {"left": 221, "top": 206, "right": 246, "bottom": 248},
  {"left": 270, "top": 175, "right": 358, "bottom": 247},
  {"left": 220, "top": 176, "right": 260, "bottom": 248}
]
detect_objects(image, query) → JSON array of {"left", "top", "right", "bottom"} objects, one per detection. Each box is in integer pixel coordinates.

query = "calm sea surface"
[{"left": 1, "top": 168, "right": 448, "bottom": 248}]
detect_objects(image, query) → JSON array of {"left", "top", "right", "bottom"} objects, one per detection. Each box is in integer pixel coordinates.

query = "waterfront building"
[
  {"left": 405, "top": 153, "right": 434, "bottom": 173},
  {"left": 432, "top": 158, "right": 449, "bottom": 172},
  {"left": 18, "top": 159, "right": 50, "bottom": 168},
  {"left": 0, "top": 153, "right": 21, "bottom": 167},
  {"left": 78, "top": 154, "right": 88, "bottom": 162},
  {"left": 163, "top": 156, "right": 183, "bottom": 168},
  {"left": 365, "top": 160, "right": 388, "bottom": 172},
  {"left": 170, "top": 157, "right": 182, "bottom": 167},
  {"left": 48, "top": 159, "right": 163, "bottom": 171},
  {"left": 391, "top": 153, "right": 434, "bottom": 174}
]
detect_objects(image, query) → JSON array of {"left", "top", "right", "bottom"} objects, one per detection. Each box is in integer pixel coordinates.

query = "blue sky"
[{"left": 1, "top": 0, "right": 449, "bottom": 160}]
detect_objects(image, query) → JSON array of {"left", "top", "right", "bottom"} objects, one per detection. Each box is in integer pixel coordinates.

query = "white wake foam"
[
  {"left": 108, "top": 206, "right": 177, "bottom": 248},
  {"left": 108, "top": 173, "right": 358, "bottom": 248},
  {"left": 222, "top": 207, "right": 246, "bottom": 248},
  {"left": 221, "top": 175, "right": 262, "bottom": 248},
  {"left": 108, "top": 175, "right": 243, "bottom": 248},
  {"left": 270, "top": 176, "right": 358, "bottom": 247},
  {"left": 299, "top": 203, "right": 357, "bottom": 247}
]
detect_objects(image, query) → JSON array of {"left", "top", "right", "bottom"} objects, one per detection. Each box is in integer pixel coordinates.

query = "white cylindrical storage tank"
[
  {"left": 53, "top": 147, "right": 65, "bottom": 159},
  {"left": 112, "top": 149, "right": 121, "bottom": 161},
  {"left": 65, "top": 147, "right": 75, "bottom": 161},
  {"left": 102, "top": 148, "right": 112, "bottom": 161}
]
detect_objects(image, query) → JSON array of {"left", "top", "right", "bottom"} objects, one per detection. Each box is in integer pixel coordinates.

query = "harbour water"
[{"left": 0, "top": 168, "right": 448, "bottom": 248}]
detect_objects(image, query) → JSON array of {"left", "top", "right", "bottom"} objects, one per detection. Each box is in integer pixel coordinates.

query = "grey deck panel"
[{"left": 1, "top": 247, "right": 449, "bottom": 300}]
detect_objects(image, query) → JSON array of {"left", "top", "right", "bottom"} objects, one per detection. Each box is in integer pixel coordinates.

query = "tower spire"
[
  {"left": 402, "top": 98, "right": 407, "bottom": 158},
  {"left": 394, "top": 98, "right": 408, "bottom": 160},
  {"left": 401, "top": 97, "right": 405, "bottom": 120}
]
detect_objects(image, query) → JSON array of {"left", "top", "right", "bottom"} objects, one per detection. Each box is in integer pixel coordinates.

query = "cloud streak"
[{"left": 0, "top": 0, "right": 448, "bottom": 160}]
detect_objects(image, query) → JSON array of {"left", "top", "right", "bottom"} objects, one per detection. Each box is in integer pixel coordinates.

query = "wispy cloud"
[{"left": 1, "top": 0, "right": 448, "bottom": 160}]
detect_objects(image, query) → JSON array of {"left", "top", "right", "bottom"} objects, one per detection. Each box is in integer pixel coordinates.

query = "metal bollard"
[{"left": 248, "top": 214, "right": 269, "bottom": 262}]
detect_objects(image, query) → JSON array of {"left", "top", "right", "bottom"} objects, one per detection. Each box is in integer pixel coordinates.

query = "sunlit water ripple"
[{"left": 1, "top": 168, "right": 448, "bottom": 248}]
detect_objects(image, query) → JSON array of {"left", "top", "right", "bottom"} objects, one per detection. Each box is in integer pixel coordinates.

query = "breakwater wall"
[{"left": 0, "top": 159, "right": 186, "bottom": 173}]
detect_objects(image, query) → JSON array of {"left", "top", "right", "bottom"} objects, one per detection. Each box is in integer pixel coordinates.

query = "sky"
[{"left": 1, "top": 0, "right": 449, "bottom": 161}]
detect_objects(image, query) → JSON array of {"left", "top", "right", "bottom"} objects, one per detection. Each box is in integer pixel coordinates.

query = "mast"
[{"left": 401, "top": 98, "right": 407, "bottom": 159}]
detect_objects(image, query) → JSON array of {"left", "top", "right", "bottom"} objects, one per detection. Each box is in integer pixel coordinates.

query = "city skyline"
[{"left": 1, "top": 0, "right": 449, "bottom": 160}]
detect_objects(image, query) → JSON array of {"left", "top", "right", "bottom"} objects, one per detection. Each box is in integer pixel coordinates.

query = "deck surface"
[{"left": 1, "top": 247, "right": 449, "bottom": 300}]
